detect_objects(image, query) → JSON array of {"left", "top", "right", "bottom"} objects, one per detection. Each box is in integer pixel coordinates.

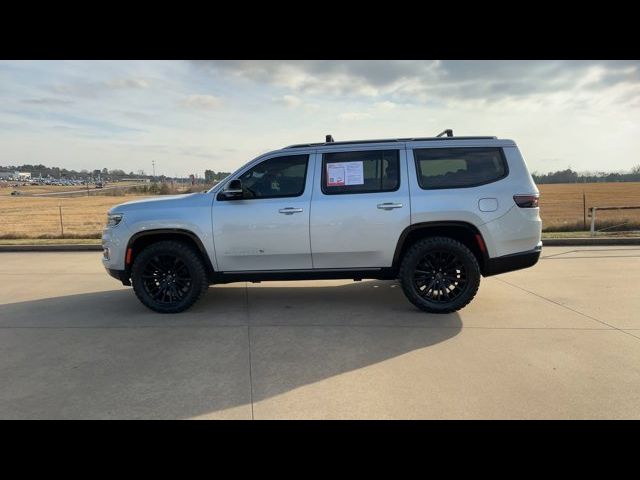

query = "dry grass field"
[
  {"left": 539, "top": 182, "right": 640, "bottom": 231},
  {"left": 0, "top": 193, "right": 155, "bottom": 239},
  {"left": 1, "top": 182, "right": 639, "bottom": 239}
]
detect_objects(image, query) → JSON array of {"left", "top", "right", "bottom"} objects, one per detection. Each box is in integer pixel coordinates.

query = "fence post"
[
  {"left": 583, "top": 192, "right": 586, "bottom": 230},
  {"left": 59, "top": 204, "right": 64, "bottom": 238},
  {"left": 590, "top": 207, "right": 596, "bottom": 237}
]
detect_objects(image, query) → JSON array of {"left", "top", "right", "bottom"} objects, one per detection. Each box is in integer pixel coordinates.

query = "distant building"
[
  {"left": 0, "top": 171, "right": 31, "bottom": 180},
  {"left": 119, "top": 178, "right": 151, "bottom": 183}
]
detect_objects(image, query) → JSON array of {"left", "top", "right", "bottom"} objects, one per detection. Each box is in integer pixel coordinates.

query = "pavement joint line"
[
  {"left": 493, "top": 276, "right": 640, "bottom": 342},
  {"left": 0, "top": 324, "right": 618, "bottom": 330},
  {"left": 0, "top": 272, "right": 102, "bottom": 275},
  {"left": 541, "top": 255, "right": 640, "bottom": 259},
  {"left": 549, "top": 248, "right": 640, "bottom": 252},
  {"left": 245, "top": 282, "right": 255, "bottom": 421}
]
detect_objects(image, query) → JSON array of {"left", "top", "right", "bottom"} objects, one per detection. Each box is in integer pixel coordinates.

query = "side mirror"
[{"left": 220, "top": 179, "right": 243, "bottom": 199}]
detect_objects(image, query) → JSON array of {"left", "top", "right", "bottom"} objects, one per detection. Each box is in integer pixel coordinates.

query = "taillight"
[{"left": 513, "top": 194, "right": 539, "bottom": 208}]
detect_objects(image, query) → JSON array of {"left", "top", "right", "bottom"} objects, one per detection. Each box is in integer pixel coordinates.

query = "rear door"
[{"left": 310, "top": 147, "right": 411, "bottom": 269}]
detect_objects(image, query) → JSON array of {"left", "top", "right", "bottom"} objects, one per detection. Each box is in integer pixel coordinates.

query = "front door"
[{"left": 212, "top": 153, "right": 314, "bottom": 272}]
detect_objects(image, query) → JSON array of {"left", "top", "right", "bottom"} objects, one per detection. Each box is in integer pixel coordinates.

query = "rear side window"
[
  {"left": 322, "top": 150, "right": 400, "bottom": 195},
  {"left": 414, "top": 147, "right": 507, "bottom": 189}
]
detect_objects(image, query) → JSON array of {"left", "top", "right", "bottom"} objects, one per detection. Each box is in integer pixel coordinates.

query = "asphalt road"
[{"left": 1, "top": 247, "right": 639, "bottom": 419}]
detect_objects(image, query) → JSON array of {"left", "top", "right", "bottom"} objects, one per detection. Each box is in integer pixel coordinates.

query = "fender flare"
[
  {"left": 392, "top": 221, "right": 489, "bottom": 270},
  {"left": 125, "top": 228, "right": 215, "bottom": 278}
]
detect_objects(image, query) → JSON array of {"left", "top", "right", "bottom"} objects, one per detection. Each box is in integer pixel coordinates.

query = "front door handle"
[
  {"left": 377, "top": 203, "right": 403, "bottom": 210},
  {"left": 279, "top": 207, "right": 304, "bottom": 215}
]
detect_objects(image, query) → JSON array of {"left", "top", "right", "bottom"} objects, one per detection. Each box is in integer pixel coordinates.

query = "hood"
[{"left": 108, "top": 193, "right": 205, "bottom": 213}]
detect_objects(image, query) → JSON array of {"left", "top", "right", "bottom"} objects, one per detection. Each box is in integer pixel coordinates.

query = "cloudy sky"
[{"left": 1, "top": 60, "right": 638, "bottom": 177}]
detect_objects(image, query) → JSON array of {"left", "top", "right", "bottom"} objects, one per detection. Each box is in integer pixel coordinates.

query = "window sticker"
[
  {"left": 326, "top": 161, "right": 364, "bottom": 187},
  {"left": 327, "top": 164, "right": 345, "bottom": 186}
]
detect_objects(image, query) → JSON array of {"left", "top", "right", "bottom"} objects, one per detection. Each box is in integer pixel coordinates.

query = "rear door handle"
[
  {"left": 377, "top": 203, "right": 403, "bottom": 210},
  {"left": 279, "top": 207, "right": 304, "bottom": 215}
]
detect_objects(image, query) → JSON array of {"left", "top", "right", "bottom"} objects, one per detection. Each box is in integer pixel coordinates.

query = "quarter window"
[
  {"left": 236, "top": 154, "right": 309, "bottom": 199},
  {"left": 322, "top": 150, "right": 400, "bottom": 195},
  {"left": 414, "top": 147, "right": 507, "bottom": 189}
]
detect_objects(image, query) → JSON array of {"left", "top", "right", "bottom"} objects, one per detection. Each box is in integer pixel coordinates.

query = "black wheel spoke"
[
  {"left": 142, "top": 253, "right": 193, "bottom": 306},
  {"left": 413, "top": 249, "right": 468, "bottom": 304}
]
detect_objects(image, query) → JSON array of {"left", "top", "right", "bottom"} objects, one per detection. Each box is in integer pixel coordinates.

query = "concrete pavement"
[{"left": 0, "top": 247, "right": 639, "bottom": 419}]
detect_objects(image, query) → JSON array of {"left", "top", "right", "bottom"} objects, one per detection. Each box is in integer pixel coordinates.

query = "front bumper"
[
  {"left": 102, "top": 223, "right": 130, "bottom": 271},
  {"left": 482, "top": 243, "right": 542, "bottom": 277}
]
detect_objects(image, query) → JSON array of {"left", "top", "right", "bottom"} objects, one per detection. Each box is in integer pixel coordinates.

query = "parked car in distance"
[{"left": 102, "top": 130, "right": 542, "bottom": 314}]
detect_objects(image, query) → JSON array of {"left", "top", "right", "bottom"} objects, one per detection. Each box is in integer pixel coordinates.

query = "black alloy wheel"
[
  {"left": 131, "top": 240, "right": 208, "bottom": 313},
  {"left": 141, "top": 254, "right": 193, "bottom": 305},
  {"left": 413, "top": 249, "right": 468, "bottom": 303}
]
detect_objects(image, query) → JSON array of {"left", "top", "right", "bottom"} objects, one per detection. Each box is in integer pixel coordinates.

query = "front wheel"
[
  {"left": 131, "top": 240, "right": 209, "bottom": 313},
  {"left": 398, "top": 237, "right": 481, "bottom": 314}
]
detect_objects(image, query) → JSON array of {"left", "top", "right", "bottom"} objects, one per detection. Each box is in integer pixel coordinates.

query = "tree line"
[
  {"left": 532, "top": 166, "right": 640, "bottom": 184},
  {"left": 1, "top": 164, "right": 232, "bottom": 183}
]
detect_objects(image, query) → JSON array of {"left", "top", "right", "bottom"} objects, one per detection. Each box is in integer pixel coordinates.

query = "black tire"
[
  {"left": 131, "top": 240, "right": 209, "bottom": 313},
  {"left": 398, "top": 236, "right": 480, "bottom": 314}
]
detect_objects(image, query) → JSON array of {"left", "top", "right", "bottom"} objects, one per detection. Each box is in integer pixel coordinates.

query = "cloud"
[
  {"left": 276, "top": 95, "right": 302, "bottom": 108},
  {"left": 52, "top": 77, "right": 151, "bottom": 96},
  {"left": 106, "top": 78, "right": 150, "bottom": 89},
  {"left": 272, "top": 95, "right": 324, "bottom": 114},
  {"left": 339, "top": 111, "right": 372, "bottom": 121},
  {"left": 192, "top": 60, "right": 640, "bottom": 106},
  {"left": 21, "top": 98, "right": 74, "bottom": 105},
  {"left": 180, "top": 94, "right": 223, "bottom": 109},
  {"left": 373, "top": 101, "right": 397, "bottom": 110}
]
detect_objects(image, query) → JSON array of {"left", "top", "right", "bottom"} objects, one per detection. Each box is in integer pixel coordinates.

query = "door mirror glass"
[{"left": 221, "top": 179, "right": 244, "bottom": 199}]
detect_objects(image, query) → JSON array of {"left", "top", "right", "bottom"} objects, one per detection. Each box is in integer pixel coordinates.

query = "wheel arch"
[
  {"left": 125, "top": 229, "right": 215, "bottom": 283},
  {"left": 393, "top": 221, "right": 489, "bottom": 275}
]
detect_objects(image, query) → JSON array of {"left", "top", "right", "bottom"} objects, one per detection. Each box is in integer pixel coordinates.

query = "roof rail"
[{"left": 284, "top": 131, "right": 497, "bottom": 149}]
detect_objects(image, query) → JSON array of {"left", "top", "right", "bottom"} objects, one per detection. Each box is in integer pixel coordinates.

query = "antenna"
[
  {"left": 325, "top": 134, "right": 335, "bottom": 143},
  {"left": 436, "top": 129, "right": 454, "bottom": 138}
]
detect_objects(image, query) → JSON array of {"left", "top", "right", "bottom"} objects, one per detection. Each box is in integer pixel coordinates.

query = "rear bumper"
[
  {"left": 105, "top": 267, "right": 131, "bottom": 286},
  {"left": 482, "top": 243, "right": 542, "bottom": 277}
]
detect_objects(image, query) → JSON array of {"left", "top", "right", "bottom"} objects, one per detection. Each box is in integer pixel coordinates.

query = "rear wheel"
[
  {"left": 131, "top": 240, "right": 208, "bottom": 313},
  {"left": 399, "top": 236, "right": 480, "bottom": 314}
]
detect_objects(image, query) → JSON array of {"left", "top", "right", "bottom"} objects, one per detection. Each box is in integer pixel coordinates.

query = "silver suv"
[{"left": 102, "top": 131, "right": 542, "bottom": 314}]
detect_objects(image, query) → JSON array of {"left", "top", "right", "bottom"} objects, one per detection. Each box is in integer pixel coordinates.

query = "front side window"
[
  {"left": 322, "top": 150, "right": 400, "bottom": 195},
  {"left": 236, "top": 154, "right": 308, "bottom": 199},
  {"left": 414, "top": 147, "right": 507, "bottom": 189}
]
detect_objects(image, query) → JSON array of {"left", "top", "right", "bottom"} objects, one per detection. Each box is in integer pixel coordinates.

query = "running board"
[{"left": 210, "top": 268, "right": 396, "bottom": 284}]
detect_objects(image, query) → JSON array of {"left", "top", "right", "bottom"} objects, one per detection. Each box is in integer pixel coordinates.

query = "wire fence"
[
  {"left": 0, "top": 206, "right": 105, "bottom": 238},
  {"left": 538, "top": 185, "right": 640, "bottom": 233},
  {"left": 0, "top": 197, "right": 118, "bottom": 239}
]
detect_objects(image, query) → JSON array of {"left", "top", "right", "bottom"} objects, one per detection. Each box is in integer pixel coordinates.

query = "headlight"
[{"left": 106, "top": 213, "right": 123, "bottom": 228}]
